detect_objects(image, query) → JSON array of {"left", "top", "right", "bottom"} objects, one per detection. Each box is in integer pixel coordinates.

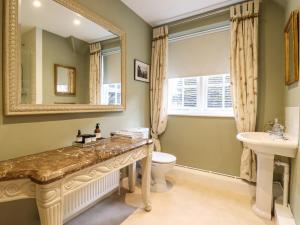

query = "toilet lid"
[{"left": 152, "top": 152, "right": 176, "bottom": 164}]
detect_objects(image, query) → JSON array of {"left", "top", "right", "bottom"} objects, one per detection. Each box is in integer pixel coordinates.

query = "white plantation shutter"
[
  {"left": 183, "top": 78, "right": 198, "bottom": 107},
  {"left": 207, "top": 76, "right": 223, "bottom": 108},
  {"left": 168, "top": 74, "right": 233, "bottom": 116},
  {"left": 205, "top": 74, "right": 232, "bottom": 110},
  {"left": 169, "top": 77, "right": 199, "bottom": 111}
]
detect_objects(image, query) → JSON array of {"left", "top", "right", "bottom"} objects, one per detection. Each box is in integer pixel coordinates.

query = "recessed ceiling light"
[
  {"left": 32, "top": 0, "right": 41, "bottom": 8},
  {"left": 73, "top": 19, "right": 81, "bottom": 26}
]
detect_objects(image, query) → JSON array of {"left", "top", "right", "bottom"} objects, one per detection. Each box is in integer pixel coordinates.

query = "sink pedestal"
[{"left": 253, "top": 153, "right": 274, "bottom": 219}]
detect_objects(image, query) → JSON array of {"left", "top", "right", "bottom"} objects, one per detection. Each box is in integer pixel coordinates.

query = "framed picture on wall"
[{"left": 134, "top": 59, "right": 150, "bottom": 83}]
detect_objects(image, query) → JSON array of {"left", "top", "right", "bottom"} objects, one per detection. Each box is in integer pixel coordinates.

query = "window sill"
[{"left": 167, "top": 112, "right": 235, "bottom": 118}]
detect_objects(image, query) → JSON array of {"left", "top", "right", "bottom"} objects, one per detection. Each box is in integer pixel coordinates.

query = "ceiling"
[
  {"left": 20, "top": 0, "right": 116, "bottom": 43},
  {"left": 121, "top": 0, "right": 246, "bottom": 26}
]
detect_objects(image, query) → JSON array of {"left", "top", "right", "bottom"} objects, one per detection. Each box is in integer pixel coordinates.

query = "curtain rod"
[
  {"left": 167, "top": 6, "right": 230, "bottom": 28},
  {"left": 168, "top": 24, "right": 230, "bottom": 43},
  {"left": 155, "top": 0, "right": 262, "bottom": 29}
]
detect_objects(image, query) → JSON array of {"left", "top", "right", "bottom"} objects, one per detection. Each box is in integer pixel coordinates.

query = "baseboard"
[
  {"left": 173, "top": 165, "right": 256, "bottom": 198},
  {"left": 274, "top": 184, "right": 296, "bottom": 225},
  {"left": 275, "top": 203, "right": 296, "bottom": 225}
]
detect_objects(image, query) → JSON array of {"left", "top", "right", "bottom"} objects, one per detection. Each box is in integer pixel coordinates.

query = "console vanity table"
[{"left": 0, "top": 137, "right": 153, "bottom": 225}]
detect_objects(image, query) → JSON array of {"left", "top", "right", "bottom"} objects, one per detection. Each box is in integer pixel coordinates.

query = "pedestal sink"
[{"left": 237, "top": 132, "right": 298, "bottom": 219}]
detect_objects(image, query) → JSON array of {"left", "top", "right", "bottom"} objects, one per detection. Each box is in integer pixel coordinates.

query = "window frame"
[{"left": 167, "top": 74, "right": 234, "bottom": 118}]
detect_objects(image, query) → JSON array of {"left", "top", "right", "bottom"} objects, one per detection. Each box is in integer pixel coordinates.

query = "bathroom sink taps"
[{"left": 268, "top": 118, "right": 285, "bottom": 138}]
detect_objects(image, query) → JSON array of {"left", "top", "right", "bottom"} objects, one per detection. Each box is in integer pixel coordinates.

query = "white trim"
[
  {"left": 102, "top": 47, "right": 121, "bottom": 56},
  {"left": 168, "top": 23, "right": 230, "bottom": 43},
  {"left": 275, "top": 203, "right": 297, "bottom": 225},
  {"left": 168, "top": 111, "right": 234, "bottom": 118},
  {"left": 274, "top": 183, "right": 297, "bottom": 225},
  {"left": 173, "top": 165, "right": 256, "bottom": 198}
]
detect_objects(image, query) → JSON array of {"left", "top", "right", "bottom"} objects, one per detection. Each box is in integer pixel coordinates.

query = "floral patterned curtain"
[
  {"left": 89, "top": 42, "right": 101, "bottom": 104},
  {"left": 150, "top": 26, "right": 169, "bottom": 151},
  {"left": 230, "top": 0, "right": 259, "bottom": 182}
]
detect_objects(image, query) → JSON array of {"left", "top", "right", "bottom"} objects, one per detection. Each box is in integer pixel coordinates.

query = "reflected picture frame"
[
  {"left": 54, "top": 64, "right": 76, "bottom": 96},
  {"left": 134, "top": 59, "right": 150, "bottom": 83}
]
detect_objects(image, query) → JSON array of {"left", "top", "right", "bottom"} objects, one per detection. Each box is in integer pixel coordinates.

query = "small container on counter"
[
  {"left": 76, "top": 130, "right": 82, "bottom": 143},
  {"left": 91, "top": 134, "right": 97, "bottom": 142},
  {"left": 81, "top": 135, "right": 92, "bottom": 144},
  {"left": 94, "top": 123, "right": 101, "bottom": 139}
]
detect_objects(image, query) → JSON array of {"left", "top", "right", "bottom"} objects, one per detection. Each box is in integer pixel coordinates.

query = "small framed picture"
[{"left": 134, "top": 59, "right": 150, "bottom": 83}]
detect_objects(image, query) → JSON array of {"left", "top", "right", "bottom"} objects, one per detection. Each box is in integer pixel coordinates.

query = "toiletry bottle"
[
  {"left": 95, "top": 123, "right": 101, "bottom": 139},
  {"left": 76, "top": 130, "right": 82, "bottom": 143}
]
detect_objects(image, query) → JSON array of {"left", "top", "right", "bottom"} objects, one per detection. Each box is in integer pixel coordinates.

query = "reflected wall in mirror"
[
  {"left": 54, "top": 64, "right": 76, "bottom": 96},
  {"left": 285, "top": 10, "right": 299, "bottom": 86},
  {"left": 4, "top": 0, "right": 126, "bottom": 115}
]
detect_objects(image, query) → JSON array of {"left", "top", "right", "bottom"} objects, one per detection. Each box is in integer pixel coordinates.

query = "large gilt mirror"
[{"left": 4, "top": 0, "right": 126, "bottom": 115}]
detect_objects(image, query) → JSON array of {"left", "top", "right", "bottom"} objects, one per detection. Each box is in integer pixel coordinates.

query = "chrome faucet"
[{"left": 268, "top": 118, "right": 285, "bottom": 137}]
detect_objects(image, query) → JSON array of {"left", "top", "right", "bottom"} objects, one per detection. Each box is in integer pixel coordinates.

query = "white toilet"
[
  {"left": 151, "top": 151, "right": 176, "bottom": 192},
  {"left": 111, "top": 128, "right": 176, "bottom": 192}
]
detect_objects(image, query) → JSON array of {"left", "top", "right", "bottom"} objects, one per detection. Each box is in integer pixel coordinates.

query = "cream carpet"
[{"left": 68, "top": 167, "right": 275, "bottom": 225}]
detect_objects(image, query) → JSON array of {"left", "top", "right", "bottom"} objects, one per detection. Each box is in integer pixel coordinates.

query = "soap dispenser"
[
  {"left": 95, "top": 123, "right": 101, "bottom": 139},
  {"left": 76, "top": 130, "right": 82, "bottom": 143}
]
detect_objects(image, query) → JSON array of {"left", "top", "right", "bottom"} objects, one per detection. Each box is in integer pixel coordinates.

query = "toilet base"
[{"left": 150, "top": 181, "right": 173, "bottom": 193}]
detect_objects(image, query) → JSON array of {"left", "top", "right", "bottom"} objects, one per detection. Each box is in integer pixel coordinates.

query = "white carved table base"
[{"left": 0, "top": 144, "right": 153, "bottom": 225}]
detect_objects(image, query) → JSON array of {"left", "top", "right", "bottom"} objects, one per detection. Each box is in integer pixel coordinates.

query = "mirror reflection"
[
  {"left": 54, "top": 64, "right": 76, "bottom": 96},
  {"left": 20, "top": 0, "right": 122, "bottom": 105}
]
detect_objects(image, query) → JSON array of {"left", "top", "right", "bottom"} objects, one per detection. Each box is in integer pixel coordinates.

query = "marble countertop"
[{"left": 0, "top": 137, "right": 152, "bottom": 185}]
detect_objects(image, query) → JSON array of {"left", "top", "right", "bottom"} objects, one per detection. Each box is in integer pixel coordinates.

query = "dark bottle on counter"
[
  {"left": 76, "top": 130, "right": 83, "bottom": 143},
  {"left": 95, "top": 123, "right": 101, "bottom": 139}
]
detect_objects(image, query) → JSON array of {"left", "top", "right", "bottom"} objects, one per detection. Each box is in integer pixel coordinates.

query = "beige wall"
[
  {"left": 0, "top": 0, "right": 152, "bottom": 224},
  {"left": 284, "top": 0, "right": 300, "bottom": 224},
  {"left": 161, "top": 0, "right": 285, "bottom": 177}
]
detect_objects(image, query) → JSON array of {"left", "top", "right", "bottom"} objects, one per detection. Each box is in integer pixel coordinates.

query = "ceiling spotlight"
[
  {"left": 32, "top": 0, "right": 41, "bottom": 7},
  {"left": 73, "top": 19, "right": 81, "bottom": 26}
]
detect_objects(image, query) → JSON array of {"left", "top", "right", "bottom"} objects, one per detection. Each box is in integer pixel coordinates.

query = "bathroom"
[{"left": 0, "top": 0, "right": 300, "bottom": 224}]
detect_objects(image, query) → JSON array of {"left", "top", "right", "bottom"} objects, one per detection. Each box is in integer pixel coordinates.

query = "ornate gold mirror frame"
[
  {"left": 3, "top": 0, "right": 126, "bottom": 115},
  {"left": 284, "top": 10, "right": 299, "bottom": 86}
]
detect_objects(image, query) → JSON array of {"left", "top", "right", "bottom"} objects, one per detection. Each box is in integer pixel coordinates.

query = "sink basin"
[
  {"left": 237, "top": 132, "right": 298, "bottom": 158},
  {"left": 237, "top": 132, "right": 298, "bottom": 220}
]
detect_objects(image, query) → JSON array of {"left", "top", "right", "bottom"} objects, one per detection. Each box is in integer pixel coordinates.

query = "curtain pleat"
[
  {"left": 150, "top": 26, "right": 169, "bottom": 151},
  {"left": 89, "top": 42, "right": 101, "bottom": 104},
  {"left": 230, "top": 0, "right": 259, "bottom": 182}
]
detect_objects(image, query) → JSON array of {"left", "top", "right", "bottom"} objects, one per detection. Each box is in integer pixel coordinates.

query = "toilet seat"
[{"left": 152, "top": 152, "right": 176, "bottom": 164}]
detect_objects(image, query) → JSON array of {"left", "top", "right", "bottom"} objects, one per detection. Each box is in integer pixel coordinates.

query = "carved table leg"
[
  {"left": 141, "top": 150, "right": 152, "bottom": 212},
  {"left": 36, "top": 182, "right": 63, "bottom": 225},
  {"left": 128, "top": 162, "right": 136, "bottom": 193}
]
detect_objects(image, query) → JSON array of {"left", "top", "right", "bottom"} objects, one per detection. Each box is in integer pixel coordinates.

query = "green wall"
[
  {"left": 42, "top": 30, "right": 90, "bottom": 104},
  {"left": 284, "top": 0, "right": 300, "bottom": 224},
  {"left": 0, "top": 0, "right": 152, "bottom": 224},
  {"left": 161, "top": 0, "right": 285, "bottom": 177}
]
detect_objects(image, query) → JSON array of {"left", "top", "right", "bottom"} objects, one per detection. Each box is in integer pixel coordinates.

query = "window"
[
  {"left": 168, "top": 74, "right": 233, "bottom": 117},
  {"left": 101, "top": 83, "right": 121, "bottom": 105}
]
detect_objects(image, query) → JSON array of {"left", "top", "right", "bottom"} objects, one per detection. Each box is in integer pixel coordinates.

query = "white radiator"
[{"left": 63, "top": 170, "right": 120, "bottom": 222}]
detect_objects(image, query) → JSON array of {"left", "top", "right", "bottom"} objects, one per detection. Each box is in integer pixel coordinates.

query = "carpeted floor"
[{"left": 65, "top": 191, "right": 136, "bottom": 225}]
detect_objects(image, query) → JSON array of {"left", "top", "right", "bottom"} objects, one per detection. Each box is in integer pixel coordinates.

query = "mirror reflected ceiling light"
[
  {"left": 32, "top": 0, "right": 42, "bottom": 8},
  {"left": 73, "top": 19, "right": 81, "bottom": 25}
]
